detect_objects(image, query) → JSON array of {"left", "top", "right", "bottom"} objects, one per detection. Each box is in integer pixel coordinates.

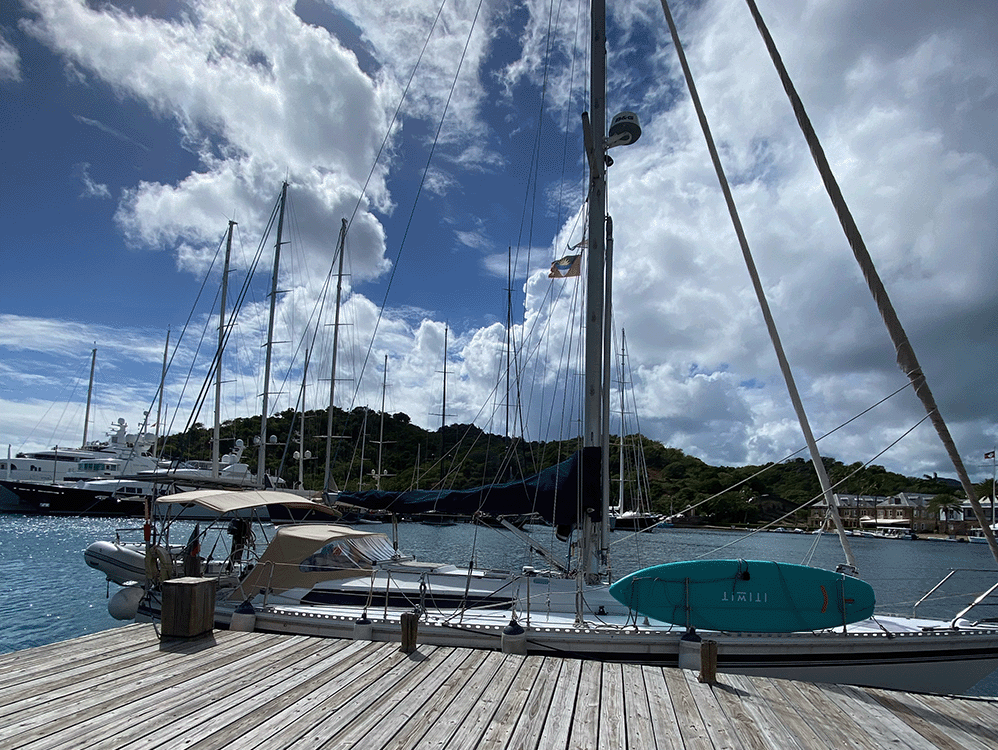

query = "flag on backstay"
[
  {"left": 987, "top": 451, "right": 996, "bottom": 460},
  {"left": 549, "top": 254, "right": 582, "bottom": 278}
]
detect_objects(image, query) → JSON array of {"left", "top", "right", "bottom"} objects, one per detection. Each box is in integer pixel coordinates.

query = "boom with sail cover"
[{"left": 336, "top": 447, "right": 600, "bottom": 535}]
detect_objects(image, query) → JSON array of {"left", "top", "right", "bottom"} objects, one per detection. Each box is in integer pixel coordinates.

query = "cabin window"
[
  {"left": 299, "top": 535, "right": 396, "bottom": 572},
  {"left": 300, "top": 542, "right": 368, "bottom": 572}
]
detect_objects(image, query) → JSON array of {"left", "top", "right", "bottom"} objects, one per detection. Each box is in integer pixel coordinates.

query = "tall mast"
[
  {"left": 323, "top": 218, "right": 348, "bottom": 493},
  {"left": 214, "top": 220, "right": 235, "bottom": 478},
  {"left": 581, "top": 0, "right": 608, "bottom": 580},
  {"left": 258, "top": 182, "right": 288, "bottom": 485},
  {"left": 82, "top": 346, "right": 97, "bottom": 447}
]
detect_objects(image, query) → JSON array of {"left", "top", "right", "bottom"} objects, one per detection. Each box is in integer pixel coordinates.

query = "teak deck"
[{"left": 1, "top": 624, "right": 997, "bottom": 749}]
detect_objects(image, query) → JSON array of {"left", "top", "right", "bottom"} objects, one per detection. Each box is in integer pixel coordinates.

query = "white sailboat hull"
[
  {"left": 199, "top": 597, "right": 998, "bottom": 695},
  {"left": 127, "top": 560, "right": 998, "bottom": 694}
]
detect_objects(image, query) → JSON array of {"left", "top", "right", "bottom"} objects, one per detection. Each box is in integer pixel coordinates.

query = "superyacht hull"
[{"left": 0, "top": 479, "right": 146, "bottom": 516}]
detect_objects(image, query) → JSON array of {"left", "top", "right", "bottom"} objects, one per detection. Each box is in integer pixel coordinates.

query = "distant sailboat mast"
[
  {"left": 323, "top": 218, "right": 348, "bottom": 494},
  {"left": 82, "top": 346, "right": 97, "bottom": 448},
  {"left": 258, "top": 182, "right": 288, "bottom": 484},
  {"left": 154, "top": 329, "right": 169, "bottom": 461},
  {"left": 213, "top": 220, "right": 235, "bottom": 479}
]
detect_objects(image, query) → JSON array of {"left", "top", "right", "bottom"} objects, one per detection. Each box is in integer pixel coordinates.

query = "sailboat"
[
  {"left": 609, "top": 329, "right": 663, "bottom": 532},
  {"left": 84, "top": 0, "right": 998, "bottom": 694}
]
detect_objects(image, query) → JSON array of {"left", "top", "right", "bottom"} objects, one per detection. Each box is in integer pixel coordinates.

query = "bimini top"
[
  {"left": 232, "top": 522, "right": 399, "bottom": 598},
  {"left": 156, "top": 488, "right": 339, "bottom": 516}
]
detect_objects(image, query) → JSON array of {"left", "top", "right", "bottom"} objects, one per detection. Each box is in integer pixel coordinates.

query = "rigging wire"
[
  {"left": 348, "top": 0, "right": 487, "bottom": 413},
  {"left": 609, "top": 378, "right": 919, "bottom": 548},
  {"left": 690, "top": 410, "right": 935, "bottom": 562}
]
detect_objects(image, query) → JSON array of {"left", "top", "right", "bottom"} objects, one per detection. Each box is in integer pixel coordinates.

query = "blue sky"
[{"left": 2, "top": 0, "right": 997, "bottom": 485}]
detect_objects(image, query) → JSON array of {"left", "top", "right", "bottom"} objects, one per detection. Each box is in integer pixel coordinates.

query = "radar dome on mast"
[{"left": 607, "top": 111, "right": 641, "bottom": 148}]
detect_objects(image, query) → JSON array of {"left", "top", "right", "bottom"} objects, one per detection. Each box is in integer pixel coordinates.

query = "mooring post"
[
  {"left": 400, "top": 611, "right": 418, "bottom": 653},
  {"left": 699, "top": 640, "right": 718, "bottom": 683}
]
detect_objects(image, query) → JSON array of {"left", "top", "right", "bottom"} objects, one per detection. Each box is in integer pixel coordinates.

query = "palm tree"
[{"left": 927, "top": 493, "right": 964, "bottom": 534}]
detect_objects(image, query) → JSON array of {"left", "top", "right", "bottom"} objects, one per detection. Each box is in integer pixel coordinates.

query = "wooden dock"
[{"left": 2, "top": 624, "right": 997, "bottom": 749}]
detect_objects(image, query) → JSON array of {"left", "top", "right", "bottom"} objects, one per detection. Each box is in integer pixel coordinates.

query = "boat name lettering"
[{"left": 720, "top": 591, "right": 768, "bottom": 604}]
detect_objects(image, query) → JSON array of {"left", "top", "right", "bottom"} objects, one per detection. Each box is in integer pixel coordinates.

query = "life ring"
[{"left": 144, "top": 545, "right": 173, "bottom": 584}]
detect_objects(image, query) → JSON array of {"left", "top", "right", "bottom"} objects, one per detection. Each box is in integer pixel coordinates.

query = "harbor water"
[{"left": 2, "top": 514, "right": 997, "bottom": 695}]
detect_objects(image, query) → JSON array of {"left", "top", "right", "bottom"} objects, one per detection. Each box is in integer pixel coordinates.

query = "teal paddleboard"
[{"left": 608, "top": 559, "right": 875, "bottom": 633}]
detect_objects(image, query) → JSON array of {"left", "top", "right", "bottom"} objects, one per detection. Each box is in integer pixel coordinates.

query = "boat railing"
[
  {"left": 910, "top": 568, "right": 998, "bottom": 624},
  {"left": 257, "top": 561, "right": 277, "bottom": 607}
]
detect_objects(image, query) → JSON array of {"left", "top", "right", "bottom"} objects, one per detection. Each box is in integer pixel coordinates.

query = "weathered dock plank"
[
  {"left": 907, "top": 692, "right": 998, "bottom": 749},
  {"left": 2, "top": 625, "right": 998, "bottom": 750},
  {"left": 863, "top": 687, "right": 994, "bottom": 750},
  {"left": 641, "top": 664, "right": 685, "bottom": 750},
  {"left": 476, "top": 650, "right": 544, "bottom": 749},
  {"left": 621, "top": 662, "right": 655, "bottom": 749},
  {"left": 682, "top": 669, "right": 744, "bottom": 750},
  {"left": 244, "top": 641, "right": 430, "bottom": 750},
  {"left": 772, "top": 679, "right": 879, "bottom": 750},
  {"left": 428, "top": 651, "right": 524, "bottom": 750},
  {"left": 500, "top": 655, "right": 562, "bottom": 750},
  {"left": 329, "top": 646, "right": 475, "bottom": 749},
  {"left": 662, "top": 663, "right": 714, "bottom": 750},
  {"left": 387, "top": 647, "right": 498, "bottom": 750},
  {"left": 744, "top": 673, "right": 834, "bottom": 749},
  {"left": 826, "top": 683, "right": 941, "bottom": 750},
  {"left": 533, "top": 653, "right": 581, "bottom": 749},
  {"left": 1, "top": 631, "right": 293, "bottom": 748},
  {"left": 186, "top": 639, "right": 382, "bottom": 750},
  {"left": 569, "top": 657, "right": 602, "bottom": 748}
]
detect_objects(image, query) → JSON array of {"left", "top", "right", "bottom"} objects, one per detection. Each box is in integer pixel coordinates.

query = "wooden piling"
[
  {"left": 400, "top": 611, "right": 419, "bottom": 653},
  {"left": 698, "top": 639, "right": 718, "bottom": 683}
]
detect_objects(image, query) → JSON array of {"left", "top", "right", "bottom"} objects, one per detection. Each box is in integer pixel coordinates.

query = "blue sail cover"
[{"left": 336, "top": 447, "right": 601, "bottom": 531}]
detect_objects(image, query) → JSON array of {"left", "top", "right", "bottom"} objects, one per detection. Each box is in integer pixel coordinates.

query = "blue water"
[{"left": 2, "top": 515, "right": 997, "bottom": 695}]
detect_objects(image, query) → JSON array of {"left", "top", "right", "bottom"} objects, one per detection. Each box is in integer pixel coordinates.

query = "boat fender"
[
  {"left": 678, "top": 629, "right": 703, "bottom": 670},
  {"left": 353, "top": 615, "right": 373, "bottom": 641},
  {"left": 108, "top": 585, "right": 144, "bottom": 621},
  {"left": 144, "top": 545, "right": 172, "bottom": 585},
  {"left": 230, "top": 599, "right": 256, "bottom": 632},
  {"left": 501, "top": 618, "right": 527, "bottom": 655}
]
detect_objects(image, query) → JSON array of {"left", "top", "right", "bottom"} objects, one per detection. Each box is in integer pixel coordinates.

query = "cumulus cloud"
[
  {"left": 7, "top": 0, "right": 998, "bottom": 483},
  {"left": 23, "top": 0, "right": 395, "bottom": 282}
]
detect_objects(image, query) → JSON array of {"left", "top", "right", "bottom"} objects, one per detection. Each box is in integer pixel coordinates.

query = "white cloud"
[
  {"left": 7, "top": 0, "right": 998, "bottom": 485},
  {"left": 74, "top": 162, "right": 112, "bottom": 199},
  {"left": 0, "top": 32, "right": 21, "bottom": 82},
  {"left": 24, "top": 0, "right": 395, "bottom": 284}
]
